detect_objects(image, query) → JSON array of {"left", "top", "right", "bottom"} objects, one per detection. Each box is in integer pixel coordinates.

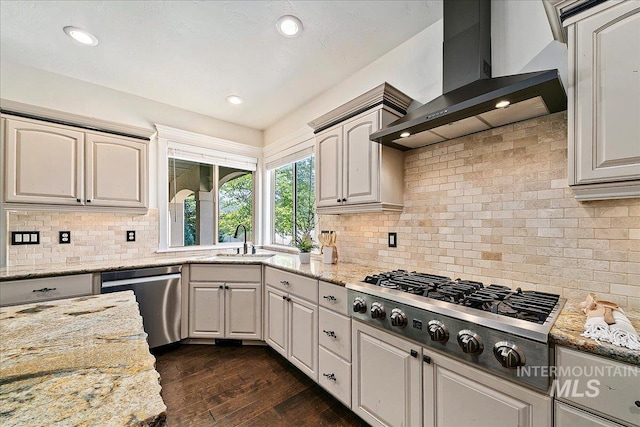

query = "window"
[
  {"left": 156, "top": 125, "right": 261, "bottom": 252},
  {"left": 168, "top": 158, "right": 253, "bottom": 248},
  {"left": 272, "top": 156, "right": 315, "bottom": 246}
]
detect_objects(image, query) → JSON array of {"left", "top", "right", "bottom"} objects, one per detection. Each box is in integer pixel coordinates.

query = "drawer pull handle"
[
  {"left": 323, "top": 373, "right": 336, "bottom": 382},
  {"left": 32, "top": 287, "right": 57, "bottom": 293},
  {"left": 323, "top": 295, "right": 337, "bottom": 302},
  {"left": 280, "top": 280, "right": 290, "bottom": 286},
  {"left": 323, "top": 330, "right": 336, "bottom": 338},
  {"left": 635, "top": 401, "right": 640, "bottom": 408}
]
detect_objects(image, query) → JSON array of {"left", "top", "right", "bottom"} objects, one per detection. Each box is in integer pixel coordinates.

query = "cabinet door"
[
  {"left": 342, "top": 111, "right": 381, "bottom": 205},
  {"left": 189, "top": 282, "right": 224, "bottom": 338},
  {"left": 555, "top": 402, "right": 623, "bottom": 427},
  {"left": 288, "top": 294, "right": 318, "bottom": 381},
  {"left": 352, "top": 320, "right": 421, "bottom": 427},
  {"left": 85, "top": 133, "right": 148, "bottom": 208},
  {"left": 434, "top": 365, "right": 535, "bottom": 427},
  {"left": 4, "top": 119, "right": 84, "bottom": 205},
  {"left": 316, "top": 128, "right": 343, "bottom": 207},
  {"left": 265, "top": 285, "right": 288, "bottom": 357},
  {"left": 571, "top": 2, "right": 640, "bottom": 184},
  {"left": 225, "top": 282, "right": 261, "bottom": 340}
]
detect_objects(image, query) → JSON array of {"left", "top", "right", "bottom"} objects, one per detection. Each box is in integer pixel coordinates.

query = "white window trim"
[
  {"left": 262, "top": 129, "right": 316, "bottom": 248},
  {"left": 156, "top": 124, "right": 263, "bottom": 252}
]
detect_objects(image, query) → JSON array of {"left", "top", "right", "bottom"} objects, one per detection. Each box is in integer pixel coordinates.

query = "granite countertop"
[
  {"left": 0, "top": 291, "right": 166, "bottom": 426},
  {"left": 3, "top": 252, "right": 638, "bottom": 366},
  {"left": 550, "top": 301, "right": 640, "bottom": 366}
]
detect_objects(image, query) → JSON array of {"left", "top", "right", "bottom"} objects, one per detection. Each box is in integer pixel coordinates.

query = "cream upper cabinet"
[
  {"left": 3, "top": 116, "right": 149, "bottom": 211},
  {"left": 85, "top": 133, "right": 147, "bottom": 209},
  {"left": 309, "top": 83, "right": 412, "bottom": 214},
  {"left": 4, "top": 119, "right": 84, "bottom": 205},
  {"left": 565, "top": 1, "right": 640, "bottom": 200}
]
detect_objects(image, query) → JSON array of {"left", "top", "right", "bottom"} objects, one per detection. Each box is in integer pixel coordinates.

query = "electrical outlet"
[
  {"left": 59, "top": 231, "right": 71, "bottom": 244},
  {"left": 388, "top": 232, "right": 397, "bottom": 248},
  {"left": 126, "top": 230, "right": 136, "bottom": 242},
  {"left": 11, "top": 231, "right": 40, "bottom": 245}
]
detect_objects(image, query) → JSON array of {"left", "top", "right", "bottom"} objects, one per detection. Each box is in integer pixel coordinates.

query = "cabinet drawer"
[
  {"left": 264, "top": 267, "right": 317, "bottom": 303},
  {"left": 0, "top": 274, "right": 93, "bottom": 306},
  {"left": 319, "top": 307, "right": 351, "bottom": 361},
  {"left": 318, "top": 280, "right": 348, "bottom": 315},
  {"left": 319, "top": 346, "right": 351, "bottom": 408},
  {"left": 190, "top": 264, "right": 261, "bottom": 282},
  {"left": 556, "top": 346, "right": 640, "bottom": 426},
  {"left": 555, "top": 402, "right": 623, "bottom": 427}
]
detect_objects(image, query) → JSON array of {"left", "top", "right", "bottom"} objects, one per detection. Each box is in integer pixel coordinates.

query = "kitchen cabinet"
[
  {"left": 317, "top": 281, "right": 351, "bottom": 407},
  {"left": 264, "top": 267, "right": 318, "bottom": 381},
  {"left": 422, "top": 346, "right": 552, "bottom": 427},
  {"left": 3, "top": 116, "right": 148, "bottom": 211},
  {"left": 352, "top": 320, "right": 422, "bottom": 427},
  {"left": 555, "top": 401, "right": 626, "bottom": 427},
  {"left": 309, "top": 83, "right": 411, "bottom": 214},
  {"left": 555, "top": 346, "right": 639, "bottom": 426},
  {"left": 564, "top": 1, "right": 640, "bottom": 200},
  {"left": 0, "top": 274, "right": 93, "bottom": 306},
  {"left": 188, "top": 264, "right": 262, "bottom": 340}
]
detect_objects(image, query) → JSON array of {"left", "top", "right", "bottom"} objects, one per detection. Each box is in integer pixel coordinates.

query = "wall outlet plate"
[
  {"left": 11, "top": 231, "right": 40, "bottom": 245},
  {"left": 59, "top": 231, "right": 71, "bottom": 244},
  {"left": 388, "top": 232, "right": 397, "bottom": 248},
  {"left": 126, "top": 230, "right": 136, "bottom": 242}
]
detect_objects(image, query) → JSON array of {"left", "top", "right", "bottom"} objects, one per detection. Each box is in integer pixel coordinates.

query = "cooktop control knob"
[
  {"left": 457, "top": 330, "right": 483, "bottom": 354},
  {"left": 493, "top": 341, "right": 525, "bottom": 368},
  {"left": 427, "top": 320, "right": 449, "bottom": 343},
  {"left": 353, "top": 297, "right": 367, "bottom": 314},
  {"left": 370, "top": 302, "right": 386, "bottom": 320},
  {"left": 390, "top": 308, "right": 408, "bottom": 328}
]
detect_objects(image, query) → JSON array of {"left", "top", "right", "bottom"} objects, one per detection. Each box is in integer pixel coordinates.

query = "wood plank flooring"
[{"left": 153, "top": 344, "right": 368, "bottom": 426}]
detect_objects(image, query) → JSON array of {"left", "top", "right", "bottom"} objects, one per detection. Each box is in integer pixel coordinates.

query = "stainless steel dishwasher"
[{"left": 101, "top": 265, "right": 181, "bottom": 348}]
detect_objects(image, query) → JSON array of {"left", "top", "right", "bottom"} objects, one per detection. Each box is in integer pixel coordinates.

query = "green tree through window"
[
  {"left": 273, "top": 156, "right": 315, "bottom": 245},
  {"left": 219, "top": 173, "right": 253, "bottom": 242}
]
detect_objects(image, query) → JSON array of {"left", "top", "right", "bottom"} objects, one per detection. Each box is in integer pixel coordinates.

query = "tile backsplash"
[
  {"left": 6, "top": 209, "right": 210, "bottom": 265},
  {"left": 320, "top": 112, "right": 640, "bottom": 308}
]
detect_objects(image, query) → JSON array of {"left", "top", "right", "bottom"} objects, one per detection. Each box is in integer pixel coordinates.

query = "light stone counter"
[{"left": 0, "top": 291, "right": 166, "bottom": 426}]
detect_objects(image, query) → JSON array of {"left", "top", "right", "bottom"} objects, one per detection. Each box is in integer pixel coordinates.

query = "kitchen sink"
[{"left": 214, "top": 252, "right": 275, "bottom": 258}]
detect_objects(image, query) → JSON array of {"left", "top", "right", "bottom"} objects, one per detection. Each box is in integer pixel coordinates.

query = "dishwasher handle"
[{"left": 101, "top": 273, "right": 182, "bottom": 289}]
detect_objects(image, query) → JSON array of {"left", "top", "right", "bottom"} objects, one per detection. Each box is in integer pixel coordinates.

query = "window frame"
[{"left": 156, "top": 125, "right": 262, "bottom": 253}]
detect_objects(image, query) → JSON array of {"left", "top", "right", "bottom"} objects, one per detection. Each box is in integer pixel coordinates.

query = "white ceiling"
[{"left": 0, "top": 1, "right": 442, "bottom": 130}]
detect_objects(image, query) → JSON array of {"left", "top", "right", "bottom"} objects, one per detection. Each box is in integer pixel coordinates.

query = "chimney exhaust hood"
[{"left": 370, "top": 0, "right": 567, "bottom": 151}]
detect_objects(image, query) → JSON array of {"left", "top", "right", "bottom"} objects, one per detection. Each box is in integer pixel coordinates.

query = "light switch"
[
  {"left": 11, "top": 231, "right": 40, "bottom": 245},
  {"left": 388, "top": 232, "right": 397, "bottom": 248}
]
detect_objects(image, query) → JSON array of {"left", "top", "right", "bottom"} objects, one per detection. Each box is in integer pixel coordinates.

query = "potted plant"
[{"left": 293, "top": 231, "right": 317, "bottom": 264}]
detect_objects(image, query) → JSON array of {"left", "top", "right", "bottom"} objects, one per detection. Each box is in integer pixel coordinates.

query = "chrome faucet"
[{"left": 233, "top": 224, "right": 248, "bottom": 254}]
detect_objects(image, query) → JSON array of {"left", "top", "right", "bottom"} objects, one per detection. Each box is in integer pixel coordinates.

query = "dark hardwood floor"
[{"left": 153, "top": 344, "right": 368, "bottom": 426}]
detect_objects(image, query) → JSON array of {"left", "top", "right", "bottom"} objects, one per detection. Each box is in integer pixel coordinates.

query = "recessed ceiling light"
[
  {"left": 495, "top": 100, "right": 510, "bottom": 109},
  {"left": 63, "top": 26, "right": 98, "bottom": 46},
  {"left": 226, "top": 95, "right": 244, "bottom": 105},
  {"left": 276, "top": 15, "right": 303, "bottom": 37},
  {"left": 400, "top": 132, "right": 411, "bottom": 138}
]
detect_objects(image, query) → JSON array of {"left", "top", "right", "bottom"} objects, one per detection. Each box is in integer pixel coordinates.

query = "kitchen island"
[{"left": 0, "top": 291, "right": 166, "bottom": 426}]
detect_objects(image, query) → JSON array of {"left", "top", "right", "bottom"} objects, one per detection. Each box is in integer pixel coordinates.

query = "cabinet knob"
[
  {"left": 635, "top": 401, "right": 640, "bottom": 408},
  {"left": 280, "top": 280, "right": 290, "bottom": 286},
  {"left": 86, "top": 199, "right": 92, "bottom": 203},
  {"left": 323, "top": 329, "right": 336, "bottom": 338},
  {"left": 323, "top": 295, "right": 337, "bottom": 302},
  {"left": 32, "top": 287, "right": 57, "bottom": 293},
  {"left": 76, "top": 198, "right": 82, "bottom": 203},
  {"left": 341, "top": 198, "right": 347, "bottom": 202},
  {"left": 337, "top": 198, "right": 341, "bottom": 203},
  {"left": 220, "top": 285, "right": 224, "bottom": 289},
  {"left": 410, "top": 349, "right": 418, "bottom": 358},
  {"left": 323, "top": 373, "right": 336, "bottom": 382}
]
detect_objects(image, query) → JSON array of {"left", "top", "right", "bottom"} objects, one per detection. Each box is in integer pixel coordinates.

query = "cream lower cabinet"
[
  {"left": 0, "top": 274, "right": 93, "bottom": 306},
  {"left": 264, "top": 267, "right": 318, "bottom": 381},
  {"left": 188, "top": 264, "right": 262, "bottom": 340},
  {"left": 3, "top": 116, "right": 148, "bottom": 210},
  {"left": 423, "top": 346, "right": 551, "bottom": 427},
  {"left": 318, "top": 281, "right": 352, "bottom": 408},
  {"left": 555, "top": 346, "right": 639, "bottom": 427},
  {"left": 352, "top": 320, "right": 422, "bottom": 427},
  {"left": 565, "top": 1, "right": 640, "bottom": 199}
]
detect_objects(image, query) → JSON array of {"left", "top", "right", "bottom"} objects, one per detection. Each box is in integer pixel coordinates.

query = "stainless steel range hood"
[{"left": 370, "top": 0, "right": 567, "bottom": 151}]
